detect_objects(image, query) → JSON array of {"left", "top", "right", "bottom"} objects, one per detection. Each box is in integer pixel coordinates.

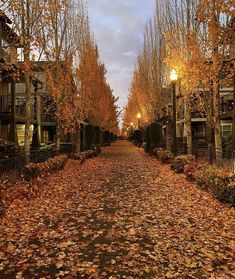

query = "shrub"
[
  {"left": 153, "top": 147, "right": 164, "bottom": 158},
  {"left": 171, "top": 155, "right": 196, "bottom": 173},
  {"left": 148, "top": 143, "right": 157, "bottom": 155},
  {"left": 194, "top": 165, "right": 235, "bottom": 206},
  {"left": 70, "top": 153, "right": 86, "bottom": 161},
  {"left": 86, "top": 150, "right": 97, "bottom": 158},
  {"left": 23, "top": 155, "right": 67, "bottom": 180},
  {"left": 153, "top": 148, "right": 174, "bottom": 163},
  {"left": 224, "top": 181, "right": 235, "bottom": 206},
  {"left": 90, "top": 144, "right": 101, "bottom": 154},
  {"left": 0, "top": 140, "right": 21, "bottom": 159},
  {"left": 142, "top": 142, "right": 149, "bottom": 153},
  {"left": 184, "top": 161, "right": 209, "bottom": 181},
  {"left": 70, "top": 150, "right": 98, "bottom": 161}
]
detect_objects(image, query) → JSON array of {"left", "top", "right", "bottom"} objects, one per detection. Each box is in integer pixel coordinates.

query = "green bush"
[
  {"left": 154, "top": 148, "right": 174, "bottom": 163},
  {"left": 171, "top": 155, "right": 196, "bottom": 173},
  {"left": 194, "top": 165, "right": 235, "bottom": 206}
]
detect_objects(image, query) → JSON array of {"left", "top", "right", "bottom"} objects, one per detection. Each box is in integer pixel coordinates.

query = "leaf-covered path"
[{"left": 0, "top": 141, "right": 234, "bottom": 278}]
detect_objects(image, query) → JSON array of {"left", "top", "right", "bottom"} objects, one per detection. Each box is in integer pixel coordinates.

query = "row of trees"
[
  {"left": 123, "top": 0, "right": 234, "bottom": 163},
  {"left": 1, "top": 0, "right": 119, "bottom": 161}
]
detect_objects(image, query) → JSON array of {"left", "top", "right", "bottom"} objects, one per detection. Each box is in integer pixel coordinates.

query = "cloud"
[{"left": 87, "top": 0, "right": 155, "bottom": 119}]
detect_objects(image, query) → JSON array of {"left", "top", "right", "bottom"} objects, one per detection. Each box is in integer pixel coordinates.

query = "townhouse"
[{"left": 0, "top": 11, "right": 56, "bottom": 147}]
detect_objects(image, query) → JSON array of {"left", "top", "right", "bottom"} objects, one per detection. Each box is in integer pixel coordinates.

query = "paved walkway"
[{"left": 0, "top": 141, "right": 234, "bottom": 278}]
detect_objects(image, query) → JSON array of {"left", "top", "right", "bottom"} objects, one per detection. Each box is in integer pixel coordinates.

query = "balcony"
[
  {"left": 220, "top": 92, "right": 234, "bottom": 114},
  {"left": 191, "top": 110, "right": 206, "bottom": 119},
  {"left": 0, "top": 94, "right": 36, "bottom": 119}
]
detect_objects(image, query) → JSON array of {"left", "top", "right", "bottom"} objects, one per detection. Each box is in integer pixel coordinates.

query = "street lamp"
[
  {"left": 170, "top": 69, "right": 178, "bottom": 156},
  {"left": 137, "top": 113, "right": 141, "bottom": 129}
]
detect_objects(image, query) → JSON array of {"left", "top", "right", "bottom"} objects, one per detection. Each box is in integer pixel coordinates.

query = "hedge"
[
  {"left": 171, "top": 155, "right": 196, "bottom": 173},
  {"left": 23, "top": 155, "right": 68, "bottom": 180},
  {"left": 153, "top": 148, "right": 174, "bottom": 163},
  {"left": 194, "top": 165, "right": 235, "bottom": 206},
  {"left": 71, "top": 149, "right": 98, "bottom": 159}
]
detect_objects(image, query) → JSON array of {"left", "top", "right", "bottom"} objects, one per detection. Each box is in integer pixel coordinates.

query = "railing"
[
  {"left": 177, "top": 141, "right": 235, "bottom": 173},
  {"left": 0, "top": 143, "right": 73, "bottom": 175},
  {"left": 220, "top": 92, "right": 234, "bottom": 113},
  {"left": 191, "top": 111, "right": 206, "bottom": 118},
  {"left": 177, "top": 142, "right": 187, "bottom": 154},
  {"left": 30, "top": 149, "right": 57, "bottom": 163},
  {"left": 59, "top": 143, "right": 73, "bottom": 154},
  {"left": 0, "top": 94, "right": 36, "bottom": 118},
  {"left": 0, "top": 95, "right": 9, "bottom": 113},
  {"left": 0, "top": 155, "right": 25, "bottom": 175}
]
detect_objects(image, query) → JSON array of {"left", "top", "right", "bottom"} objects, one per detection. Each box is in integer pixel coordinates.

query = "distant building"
[
  {"left": 156, "top": 31, "right": 235, "bottom": 152},
  {"left": 0, "top": 11, "right": 56, "bottom": 147}
]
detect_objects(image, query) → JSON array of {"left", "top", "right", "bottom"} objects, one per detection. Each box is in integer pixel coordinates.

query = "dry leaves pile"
[{"left": 0, "top": 141, "right": 234, "bottom": 278}]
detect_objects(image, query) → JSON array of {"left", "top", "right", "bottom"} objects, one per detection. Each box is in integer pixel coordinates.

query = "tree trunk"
[
  {"left": 36, "top": 95, "right": 41, "bottom": 146},
  {"left": 185, "top": 0, "right": 192, "bottom": 155},
  {"left": 22, "top": 0, "right": 31, "bottom": 163},
  {"left": 166, "top": 121, "right": 173, "bottom": 152},
  {"left": 55, "top": 124, "right": 61, "bottom": 153},
  {"left": 212, "top": 75, "right": 222, "bottom": 164},
  {"left": 185, "top": 99, "right": 192, "bottom": 155},
  {"left": 213, "top": 91, "right": 223, "bottom": 164},
  {"left": 214, "top": 124, "right": 222, "bottom": 165},
  {"left": 24, "top": 72, "right": 31, "bottom": 163},
  {"left": 9, "top": 81, "right": 18, "bottom": 144},
  {"left": 210, "top": 0, "right": 222, "bottom": 165},
  {"left": 73, "top": 126, "right": 81, "bottom": 153}
]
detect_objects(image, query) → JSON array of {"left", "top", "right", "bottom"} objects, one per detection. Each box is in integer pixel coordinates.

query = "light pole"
[
  {"left": 170, "top": 70, "right": 178, "bottom": 156},
  {"left": 137, "top": 113, "right": 141, "bottom": 130}
]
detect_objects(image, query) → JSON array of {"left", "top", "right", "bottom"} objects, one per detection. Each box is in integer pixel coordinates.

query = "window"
[
  {"left": 15, "top": 83, "right": 25, "bottom": 94},
  {"left": 193, "top": 124, "right": 205, "bottom": 138},
  {"left": 221, "top": 123, "right": 232, "bottom": 137}
]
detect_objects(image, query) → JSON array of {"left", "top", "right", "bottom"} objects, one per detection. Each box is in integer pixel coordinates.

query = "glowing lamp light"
[
  {"left": 137, "top": 113, "right": 141, "bottom": 119},
  {"left": 131, "top": 122, "right": 134, "bottom": 126},
  {"left": 170, "top": 69, "right": 178, "bottom": 82}
]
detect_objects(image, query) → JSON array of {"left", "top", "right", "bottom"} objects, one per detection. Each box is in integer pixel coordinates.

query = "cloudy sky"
[{"left": 86, "top": 0, "right": 155, "bottom": 118}]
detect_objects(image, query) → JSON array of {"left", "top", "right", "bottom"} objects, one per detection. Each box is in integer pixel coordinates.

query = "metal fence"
[
  {"left": 30, "top": 149, "right": 57, "bottom": 163},
  {"left": 0, "top": 155, "right": 25, "bottom": 176},
  {"left": 177, "top": 142, "right": 235, "bottom": 173},
  {"left": 222, "top": 146, "right": 235, "bottom": 173},
  {"left": 0, "top": 143, "right": 73, "bottom": 176}
]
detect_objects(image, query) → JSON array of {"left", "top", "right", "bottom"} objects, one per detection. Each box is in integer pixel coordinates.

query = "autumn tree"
[
  {"left": 195, "top": 0, "right": 234, "bottom": 162},
  {"left": 3, "top": 0, "right": 119, "bottom": 155},
  {"left": 76, "top": 33, "right": 119, "bottom": 137},
  {"left": 123, "top": 7, "right": 167, "bottom": 129},
  {"left": 163, "top": 0, "right": 202, "bottom": 155},
  {"left": 35, "top": 0, "right": 85, "bottom": 151},
  {"left": 2, "top": 0, "right": 47, "bottom": 162}
]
